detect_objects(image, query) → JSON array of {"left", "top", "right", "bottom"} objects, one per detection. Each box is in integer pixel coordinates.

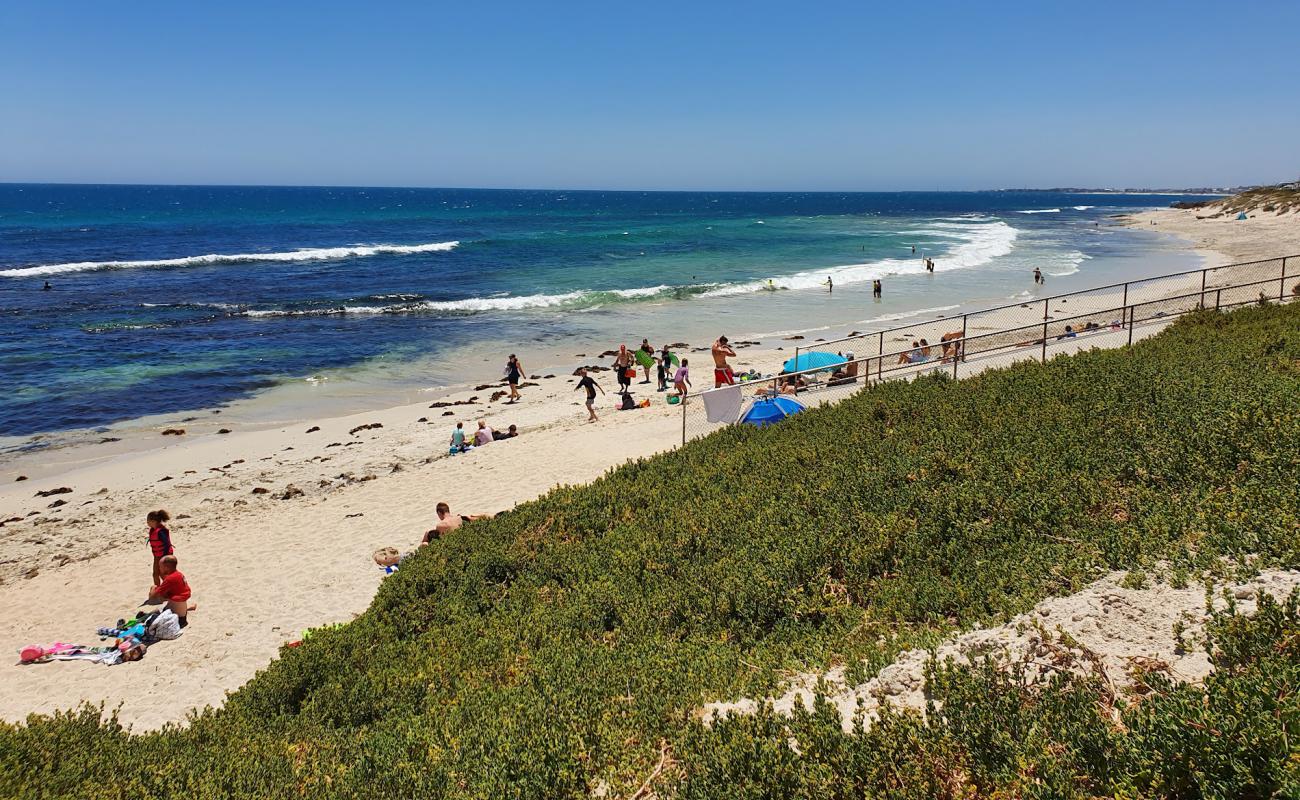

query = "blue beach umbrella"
[
  {"left": 740, "top": 395, "right": 806, "bottom": 427},
  {"left": 782, "top": 351, "right": 847, "bottom": 373}
]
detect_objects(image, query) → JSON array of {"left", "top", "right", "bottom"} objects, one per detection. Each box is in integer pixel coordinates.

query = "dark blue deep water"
[{"left": 0, "top": 185, "right": 1213, "bottom": 437}]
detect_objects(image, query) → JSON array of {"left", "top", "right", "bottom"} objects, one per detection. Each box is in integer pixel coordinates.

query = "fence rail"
[{"left": 679, "top": 254, "right": 1297, "bottom": 443}]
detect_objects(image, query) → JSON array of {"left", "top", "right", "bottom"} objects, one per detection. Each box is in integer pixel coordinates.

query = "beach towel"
[{"left": 703, "top": 385, "right": 744, "bottom": 423}]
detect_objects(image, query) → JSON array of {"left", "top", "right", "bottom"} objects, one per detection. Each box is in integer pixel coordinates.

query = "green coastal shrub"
[{"left": 1, "top": 303, "right": 1297, "bottom": 799}]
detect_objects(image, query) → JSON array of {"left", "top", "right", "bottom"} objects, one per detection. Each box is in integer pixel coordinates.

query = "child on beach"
[
  {"left": 144, "top": 554, "right": 194, "bottom": 628},
  {"left": 574, "top": 367, "right": 604, "bottom": 422},
  {"left": 673, "top": 358, "right": 692, "bottom": 402},
  {"left": 657, "top": 345, "right": 672, "bottom": 392},
  {"left": 147, "top": 510, "right": 173, "bottom": 585}
]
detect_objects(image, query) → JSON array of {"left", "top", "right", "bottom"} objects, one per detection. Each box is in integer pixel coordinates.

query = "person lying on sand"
[
  {"left": 492, "top": 424, "right": 519, "bottom": 440},
  {"left": 421, "top": 502, "right": 494, "bottom": 544},
  {"left": 143, "top": 555, "right": 195, "bottom": 628}
]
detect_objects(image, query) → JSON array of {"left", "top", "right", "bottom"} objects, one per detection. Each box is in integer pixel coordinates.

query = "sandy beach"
[
  {"left": 2, "top": 207, "right": 1297, "bottom": 731},
  {"left": 1119, "top": 204, "right": 1300, "bottom": 265}
]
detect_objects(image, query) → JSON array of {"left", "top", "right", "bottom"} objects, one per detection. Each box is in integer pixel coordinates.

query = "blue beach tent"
[
  {"left": 781, "top": 351, "right": 847, "bottom": 373},
  {"left": 740, "top": 395, "right": 806, "bottom": 427}
]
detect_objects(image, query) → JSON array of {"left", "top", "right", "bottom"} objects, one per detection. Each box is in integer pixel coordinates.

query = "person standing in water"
[
  {"left": 872, "top": 279, "right": 882, "bottom": 298},
  {"left": 574, "top": 367, "right": 604, "bottom": 422},
  {"left": 504, "top": 354, "right": 523, "bottom": 403},
  {"left": 824, "top": 276, "right": 833, "bottom": 293},
  {"left": 765, "top": 279, "right": 777, "bottom": 292},
  {"left": 1033, "top": 267, "right": 1044, "bottom": 285}
]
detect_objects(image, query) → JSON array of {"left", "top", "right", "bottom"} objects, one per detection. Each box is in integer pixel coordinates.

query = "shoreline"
[{"left": 3, "top": 210, "right": 1288, "bottom": 730}]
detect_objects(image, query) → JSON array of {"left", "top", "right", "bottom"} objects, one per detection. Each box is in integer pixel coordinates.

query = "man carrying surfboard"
[
  {"left": 712, "top": 335, "right": 737, "bottom": 388},
  {"left": 637, "top": 338, "right": 655, "bottom": 384}
]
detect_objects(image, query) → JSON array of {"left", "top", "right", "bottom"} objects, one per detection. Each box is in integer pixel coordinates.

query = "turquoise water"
[{"left": 0, "top": 186, "right": 1210, "bottom": 439}]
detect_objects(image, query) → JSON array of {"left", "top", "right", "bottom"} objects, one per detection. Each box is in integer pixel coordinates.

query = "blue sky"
[{"left": 2, "top": 1, "right": 1297, "bottom": 190}]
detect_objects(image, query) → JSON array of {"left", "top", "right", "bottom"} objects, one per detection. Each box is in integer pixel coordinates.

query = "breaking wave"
[
  {"left": 702, "top": 219, "right": 1018, "bottom": 297},
  {"left": 0, "top": 241, "right": 461, "bottom": 278}
]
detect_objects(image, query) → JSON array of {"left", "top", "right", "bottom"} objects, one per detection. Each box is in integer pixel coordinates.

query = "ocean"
[{"left": 0, "top": 185, "right": 1214, "bottom": 443}]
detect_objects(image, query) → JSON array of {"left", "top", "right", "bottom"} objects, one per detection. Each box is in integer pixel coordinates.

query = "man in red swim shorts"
[{"left": 711, "top": 335, "right": 737, "bottom": 388}]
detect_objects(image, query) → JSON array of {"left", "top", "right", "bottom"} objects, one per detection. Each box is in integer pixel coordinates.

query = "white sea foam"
[
  {"left": 703, "top": 219, "right": 1017, "bottom": 298},
  {"left": 1016, "top": 208, "right": 1060, "bottom": 214},
  {"left": 0, "top": 241, "right": 461, "bottom": 278},
  {"left": 1072, "top": 205, "right": 1096, "bottom": 211}
]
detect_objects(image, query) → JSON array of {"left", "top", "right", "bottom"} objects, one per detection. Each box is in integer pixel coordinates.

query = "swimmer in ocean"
[
  {"left": 42, "top": 281, "right": 51, "bottom": 291},
  {"left": 766, "top": 279, "right": 777, "bottom": 292}
]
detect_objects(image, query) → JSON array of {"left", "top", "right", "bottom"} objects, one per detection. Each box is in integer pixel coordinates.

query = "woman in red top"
[{"left": 147, "top": 509, "right": 173, "bottom": 584}]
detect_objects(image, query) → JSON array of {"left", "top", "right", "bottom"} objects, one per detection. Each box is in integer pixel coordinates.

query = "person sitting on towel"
[{"left": 145, "top": 554, "right": 195, "bottom": 628}]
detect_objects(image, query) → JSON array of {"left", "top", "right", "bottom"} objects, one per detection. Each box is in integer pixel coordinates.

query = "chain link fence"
[{"left": 678, "top": 255, "right": 1297, "bottom": 443}]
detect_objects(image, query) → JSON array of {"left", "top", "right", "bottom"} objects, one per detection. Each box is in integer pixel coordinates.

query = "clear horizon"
[{"left": 3, "top": 0, "right": 1298, "bottom": 191}]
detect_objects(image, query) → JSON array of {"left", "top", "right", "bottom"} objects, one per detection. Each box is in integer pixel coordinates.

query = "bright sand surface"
[
  {"left": 1, "top": 215, "right": 1296, "bottom": 730},
  {"left": 1120, "top": 205, "right": 1300, "bottom": 266}
]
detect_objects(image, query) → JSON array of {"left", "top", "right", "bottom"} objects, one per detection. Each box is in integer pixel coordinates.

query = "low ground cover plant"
[{"left": 2, "top": 304, "right": 1297, "bottom": 799}]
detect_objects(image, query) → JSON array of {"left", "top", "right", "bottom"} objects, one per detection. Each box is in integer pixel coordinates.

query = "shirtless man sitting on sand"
[
  {"left": 711, "top": 335, "right": 737, "bottom": 388},
  {"left": 422, "top": 502, "right": 494, "bottom": 544}
]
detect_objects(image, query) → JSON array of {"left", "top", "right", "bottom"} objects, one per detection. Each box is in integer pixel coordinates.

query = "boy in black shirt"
[{"left": 574, "top": 368, "right": 604, "bottom": 422}]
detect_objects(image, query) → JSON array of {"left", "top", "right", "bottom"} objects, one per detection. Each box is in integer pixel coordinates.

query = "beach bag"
[
  {"left": 624, "top": 367, "right": 637, "bottom": 379},
  {"left": 148, "top": 609, "right": 183, "bottom": 641}
]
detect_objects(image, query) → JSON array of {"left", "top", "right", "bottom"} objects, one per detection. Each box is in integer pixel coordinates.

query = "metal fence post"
[
  {"left": 1200, "top": 269, "right": 1207, "bottom": 308},
  {"left": 1215, "top": 288, "right": 1221, "bottom": 311},
  {"left": 1040, "top": 320, "right": 1048, "bottom": 363},
  {"left": 681, "top": 394, "right": 687, "bottom": 445},
  {"left": 1121, "top": 282, "right": 1128, "bottom": 323},
  {"left": 1127, "top": 304, "right": 1134, "bottom": 347},
  {"left": 1280, "top": 256, "right": 1288, "bottom": 301},
  {"left": 877, "top": 331, "right": 883, "bottom": 381}
]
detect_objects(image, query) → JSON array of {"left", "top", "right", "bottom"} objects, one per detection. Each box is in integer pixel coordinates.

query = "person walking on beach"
[
  {"left": 574, "top": 367, "right": 604, "bottom": 422},
  {"left": 711, "top": 336, "right": 737, "bottom": 387},
  {"left": 872, "top": 279, "right": 882, "bottom": 298},
  {"left": 673, "top": 358, "right": 692, "bottom": 402},
  {"left": 614, "top": 345, "right": 634, "bottom": 393},
  {"left": 657, "top": 345, "right": 673, "bottom": 392},
  {"left": 504, "top": 354, "right": 523, "bottom": 403},
  {"left": 638, "top": 339, "right": 654, "bottom": 384},
  {"left": 147, "top": 510, "right": 173, "bottom": 585},
  {"left": 450, "top": 421, "right": 467, "bottom": 453}
]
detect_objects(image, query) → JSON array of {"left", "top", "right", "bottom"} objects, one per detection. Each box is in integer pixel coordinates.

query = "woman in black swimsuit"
[{"left": 505, "top": 354, "right": 523, "bottom": 402}]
